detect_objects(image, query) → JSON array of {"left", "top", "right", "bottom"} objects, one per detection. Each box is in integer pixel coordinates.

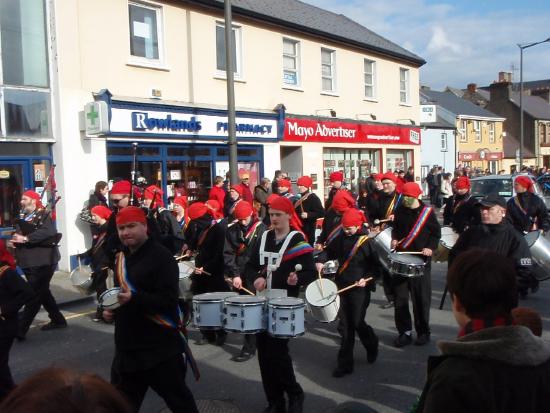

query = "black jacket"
[
  {"left": 245, "top": 230, "right": 315, "bottom": 297},
  {"left": 223, "top": 219, "right": 266, "bottom": 283},
  {"left": 374, "top": 191, "right": 402, "bottom": 221},
  {"left": 294, "top": 191, "right": 324, "bottom": 245},
  {"left": 317, "top": 208, "right": 342, "bottom": 246},
  {"left": 14, "top": 209, "right": 60, "bottom": 268},
  {"left": 392, "top": 202, "right": 441, "bottom": 253},
  {"left": 324, "top": 186, "right": 339, "bottom": 210},
  {"left": 0, "top": 265, "right": 33, "bottom": 337},
  {"left": 416, "top": 326, "right": 550, "bottom": 413},
  {"left": 148, "top": 208, "right": 185, "bottom": 254},
  {"left": 80, "top": 223, "right": 110, "bottom": 273},
  {"left": 88, "top": 191, "right": 108, "bottom": 209},
  {"left": 443, "top": 193, "right": 481, "bottom": 233},
  {"left": 506, "top": 192, "right": 550, "bottom": 233},
  {"left": 449, "top": 222, "right": 533, "bottom": 289}
]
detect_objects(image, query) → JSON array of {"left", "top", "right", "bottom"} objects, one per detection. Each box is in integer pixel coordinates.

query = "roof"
[
  {"left": 444, "top": 86, "right": 464, "bottom": 97},
  {"left": 421, "top": 114, "right": 456, "bottom": 129},
  {"left": 509, "top": 92, "right": 550, "bottom": 120},
  {"left": 186, "top": 0, "right": 425, "bottom": 66},
  {"left": 420, "top": 90, "right": 504, "bottom": 119}
]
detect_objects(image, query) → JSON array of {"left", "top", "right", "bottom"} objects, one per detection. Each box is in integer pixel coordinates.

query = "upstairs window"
[
  {"left": 129, "top": 2, "right": 163, "bottom": 62},
  {"left": 283, "top": 38, "right": 301, "bottom": 87},
  {"left": 364, "top": 59, "right": 376, "bottom": 99},
  {"left": 399, "top": 68, "right": 409, "bottom": 103},
  {"left": 489, "top": 122, "right": 495, "bottom": 143},
  {"left": 216, "top": 22, "right": 242, "bottom": 78},
  {"left": 473, "top": 120, "right": 481, "bottom": 142},
  {"left": 321, "top": 48, "right": 336, "bottom": 92}
]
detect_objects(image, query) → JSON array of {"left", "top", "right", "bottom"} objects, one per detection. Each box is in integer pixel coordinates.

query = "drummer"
[
  {"left": 391, "top": 183, "right": 440, "bottom": 348},
  {"left": 442, "top": 176, "right": 480, "bottom": 234},
  {"left": 506, "top": 176, "right": 549, "bottom": 235},
  {"left": 294, "top": 176, "right": 325, "bottom": 246},
  {"left": 315, "top": 208, "right": 379, "bottom": 377},
  {"left": 245, "top": 196, "right": 315, "bottom": 413},
  {"left": 315, "top": 190, "right": 355, "bottom": 251},
  {"left": 223, "top": 201, "right": 267, "bottom": 362}
]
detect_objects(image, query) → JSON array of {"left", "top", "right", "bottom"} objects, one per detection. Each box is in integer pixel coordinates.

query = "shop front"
[
  {"left": 282, "top": 117, "right": 421, "bottom": 198},
  {"left": 458, "top": 150, "right": 503, "bottom": 174}
]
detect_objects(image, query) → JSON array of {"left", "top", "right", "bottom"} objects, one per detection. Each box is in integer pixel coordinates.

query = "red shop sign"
[
  {"left": 459, "top": 152, "right": 479, "bottom": 161},
  {"left": 284, "top": 118, "right": 421, "bottom": 145},
  {"left": 486, "top": 152, "right": 503, "bottom": 160}
]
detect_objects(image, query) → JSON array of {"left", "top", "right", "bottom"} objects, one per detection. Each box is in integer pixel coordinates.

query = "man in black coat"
[
  {"left": 506, "top": 176, "right": 550, "bottom": 234},
  {"left": 294, "top": 176, "right": 324, "bottom": 245},
  {"left": 442, "top": 176, "right": 480, "bottom": 233},
  {"left": 10, "top": 190, "right": 65, "bottom": 339},
  {"left": 391, "top": 183, "right": 441, "bottom": 348},
  {"left": 415, "top": 249, "right": 550, "bottom": 413},
  {"left": 103, "top": 207, "right": 198, "bottom": 413}
]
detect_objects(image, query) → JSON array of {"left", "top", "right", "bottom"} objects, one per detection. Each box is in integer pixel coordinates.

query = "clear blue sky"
[{"left": 307, "top": 0, "right": 550, "bottom": 90}]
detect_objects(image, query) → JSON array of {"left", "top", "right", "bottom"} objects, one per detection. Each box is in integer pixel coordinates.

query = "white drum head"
[
  {"left": 178, "top": 260, "right": 196, "bottom": 277},
  {"left": 99, "top": 287, "right": 121, "bottom": 309},
  {"left": 269, "top": 297, "right": 304, "bottom": 308},
  {"left": 70, "top": 266, "right": 94, "bottom": 295},
  {"left": 257, "top": 289, "right": 287, "bottom": 300},
  {"left": 225, "top": 295, "right": 266, "bottom": 305},
  {"left": 193, "top": 292, "right": 238, "bottom": 302},
  {"left": 305, "top": 278, "right": 338, "bottom": 307}
]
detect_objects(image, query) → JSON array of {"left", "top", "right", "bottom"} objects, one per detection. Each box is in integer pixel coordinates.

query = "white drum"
[
  {"left": 193, "top": 292, "right": 238, "bottom": 330},
  {"left": 257, "top": 289, "right": 287, "bottom": 300},
  {"left": 305, "top": 279, "right": 340, "bottom": 323},
  {"left": 224, "top": 295, "right": 267, "bottom": 333},
  {"left": 268, "top": 297, "right": 305, "bottom": 338},
  {"left": 70, "top": 265, "right": 94, "bottom": 296},
  {"left": 440, "top": 226, "right": 459, "bottom": 250},
  {"left": 322, "top": 260, "right": 339, "bottom": 275},
  {"left": 178, "top": 261, "right": 194, "bottom": 299},
  {"left": 99, "top": 287, "right": 121, "bottom": 310}
]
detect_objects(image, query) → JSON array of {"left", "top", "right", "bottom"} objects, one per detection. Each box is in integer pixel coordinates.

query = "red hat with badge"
[{"left": 116, "top": 206, "right": 146, "bottom": 225}]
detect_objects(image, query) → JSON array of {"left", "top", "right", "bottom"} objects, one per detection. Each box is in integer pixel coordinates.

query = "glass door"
[{"left": 0, "top": 162, "right": 25, "bottom": 236}]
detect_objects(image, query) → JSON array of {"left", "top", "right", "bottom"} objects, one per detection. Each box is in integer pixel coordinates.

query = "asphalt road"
[{"left": 10, "top": 262, "right": 550, "bottom": 413}]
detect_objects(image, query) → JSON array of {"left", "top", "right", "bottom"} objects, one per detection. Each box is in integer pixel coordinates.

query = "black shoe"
[
  {"left": 40, "top": 321, "right": 67, "bottom": 331},
  {"left": 232, "top": 350, "right": 255, "bottom": 362},
  {"left": 288, "top": 393, "right": 304, "bottom": 413},
  {"left": 262, "top": 401, "right": 287, "bottom": 413},
  {"left": 366, "top": 336, "right": 379, "bottom": 364},
  {"left": 414, "top": 333, "right": 430, "bottom": 346},
  {"left": 16, "top": 334, "right": 26, "bottom": 342},
  {"left": 332, "top": 366, "right": 353, "bottom": 378},
  {"left": 393, "top": 333, "right": 412, "bottom": 348}
]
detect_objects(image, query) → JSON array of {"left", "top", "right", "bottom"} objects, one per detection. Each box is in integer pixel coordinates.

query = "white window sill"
[
  {"left": 282, "top": 85, "right": 304, "bottom": 92},
  {"left": 321, "top": 91, "right": 339, "bottom": 97},
  {"left": 363, "top": 97, "right": 378, "bottom": 103},
  {"left": 214, "top": 74, "right": 246, "bottom": 83},
  {"left": 126, "top": 60, "right": 170, "bottom": 72},
  {"left": 399, "top": 102, "right": 413, "bottom": 107}
]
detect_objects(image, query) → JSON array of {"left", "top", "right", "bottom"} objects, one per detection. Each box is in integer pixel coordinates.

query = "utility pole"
[{"left": 224, "top": 0, "right": 238, "bottom": 185}]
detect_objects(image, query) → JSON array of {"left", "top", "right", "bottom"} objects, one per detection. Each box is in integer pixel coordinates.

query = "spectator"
[
  {"left": 208, "top": 176, "right": 226, "bottom": 213},
  {"left": 439, "top": 173, "right": 453, "bottom": 211},
  {"left": 405, "top": 166, "right": 415, "bottom": 182},
  {"left": 253, "top": 177, "right": 271, "bottom": 220},
  {"left": 271, "top": 170, "right": 283, "bottom": 195},
  {"left": 236, "top": 173, "right": 254, "bottom": 206},
  {"left": 415, "top": 249, "right": 550, "bottom": 413},
  {"left": 0, "top": 367, "right": 132, "bottom": 412},
  {"left": 89, "top": 181, "right": 109, "bottom": 209}
]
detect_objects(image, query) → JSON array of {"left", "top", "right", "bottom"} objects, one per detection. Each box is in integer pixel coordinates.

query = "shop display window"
[{"left": 386, "top": 149, "right": 412, "bottom": 173}]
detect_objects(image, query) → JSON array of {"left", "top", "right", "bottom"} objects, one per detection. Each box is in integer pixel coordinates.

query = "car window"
[{"left": 471, "top": 179, "right": 512, "bottom": 197}]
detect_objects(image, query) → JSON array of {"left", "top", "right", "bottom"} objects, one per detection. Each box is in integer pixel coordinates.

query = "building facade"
[{"left": 419, "top": 102, "right": 457, "bottom": 175}]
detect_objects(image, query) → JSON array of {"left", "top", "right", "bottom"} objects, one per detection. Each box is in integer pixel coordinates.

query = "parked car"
[{"left": 470, "top": 174, "right": 550, "bottom": 211}]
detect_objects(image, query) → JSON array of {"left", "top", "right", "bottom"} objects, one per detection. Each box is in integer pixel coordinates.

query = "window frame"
[
  {"left": 128, "top": 1, "right": 165, "bottom": 67},
  {"left": 215, "top": 21, "right": 243, "bottom": 79},
  {"left": 363, "top": 59, "right": 376, "bottom": 100},
  {"left": 459, "top": 119, "right": 467, "bottom": 142},
  {"left": 399, "top": 67, "right": 410, "bottom": 104},
  {"left": 473, "top": 120, "right": 481, "bottom": 142},
  {"left": 282, "top": 37, "right": 301, "bottom": 88},
  {"left": 441, "top": 132, "right": 448, "bottom": 152},
  {"left": 488, "top": 122, "right": 495, "bottom": 143},
  {"left": 321, "top": 47, "right": 336, "bottom": 93}
]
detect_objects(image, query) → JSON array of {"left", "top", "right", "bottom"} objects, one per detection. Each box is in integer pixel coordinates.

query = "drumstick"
[
  {"left": 395, "top": 251, "right": 425, "bottom": 255},
  {"left": 196, "top": 267, "right": 212, "bottom": 276},
  {"left": 224, "top": 277, "right": 255, "bottom": 296},
  {"left": 336, "top": 277, "right": 373, "bottom": 294},
  {"left": 374, "top": 218, "right": 391, "bottom": 225},
  {"left": 317, "top": 269, "right": 325, "bottom": 296}
]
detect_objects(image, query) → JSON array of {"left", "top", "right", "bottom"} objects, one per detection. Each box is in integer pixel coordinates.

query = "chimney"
[
  {"left": 498, "top": 72, "right": 512, "bottom": 83},
  {"left": 489, "top": 81, "right": 511, "bottom": 102},
  {"left": 467, "top": 83, "right": 477, "bottom": 93}
]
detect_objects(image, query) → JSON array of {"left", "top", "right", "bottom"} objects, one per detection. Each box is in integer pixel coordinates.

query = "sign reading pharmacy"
[
  {"left": 110, "top": 107, "right": 278, "bottom": 141},
  {"left": 284, "top": 118, "right": 421, "bottom": 145}
]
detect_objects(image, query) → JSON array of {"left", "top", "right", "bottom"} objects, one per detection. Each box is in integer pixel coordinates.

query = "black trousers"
[
  {"left": 381, "top": 268, "right": 395, "bottom": 303},
  {"left": 393, "top": 262, "right": 431, "bottom": 335},
  {"left": 0, "top": 336, "right": 15, "bottom": 402},
  {"left": 256, "top": 332, "right": 303, "bottom": 405},
  {"left": 337, "top": 287, "right": 377, "bottom": 370},
  {"left": 242, "top": 333, "right": 256, "bottom": 354},
  {"left": 111, "top": 353, "right": 198, "bottom": 413},
  {"left": 91, "top": 268, "right": 109, "bottom": 302},
  {"left": 18, "top": 265, "right": 65, "bottom": 336}
]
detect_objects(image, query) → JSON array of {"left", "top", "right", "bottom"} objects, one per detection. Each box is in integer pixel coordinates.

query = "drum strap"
[
  {"left": 325, "top": 224, "right": 343, "bottom": 246},
  {"left": 452, "top": 195, "right": 470, "bottom": 214},
  {"left": 115, "top": 252, "right": 201, "bottom": 381},
  {"left": 385, "top": 194, "right": 402, "bottom": 219},
  {"left": 294, "top": 193, "right": 310, "bottom": 211},
  {"left": 237, "top": 220, "right": 262, "bottom": 256},
  {"left": 337, "top": 236, "right": 369, "bottom": 274},
  {"left": 259, "top": 230, "right": 298, "bottom": 288},
  {"left": 513, "top": 196, "right": 538, "bottom": 230},
  {"left": 400, "top": 206, "right": 433, "bottom": 249}
]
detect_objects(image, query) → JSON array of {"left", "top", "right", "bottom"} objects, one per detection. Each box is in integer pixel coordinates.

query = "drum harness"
[{"left": 259, "top": 230, "right": 299, "bottom": 289}]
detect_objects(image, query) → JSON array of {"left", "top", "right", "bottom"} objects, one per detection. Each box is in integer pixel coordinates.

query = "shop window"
[
  {"left": 166, "top": 160, "right": 212, "bottom": 202},
  {"left": 322, "top": 148, "right": 379, "bottom": 196},
  {"left": 364, "top": 59, "right": 376, "bottom": 99},
  {"left": 128, "top": 2, "right": 163, "bottom": 63},
  {"left": 216, "top": 22, "right": 242, "bottom": 78},
  {"left": 107, "top": 145, "right": 160, "bottom": 156},
  {"left": 167, "top": 147, "right": 210, "bottom": 157},
  {"left": 237, "top": 147, "right": 258, "bottom": 157},
  {"left": 283, "top": 38, "right": 301, "bottom": 87},
  {"left": 217, "top": 148, "right": 229, "bottom": 157},
  {"left": 386, "top": 149, "right": 412, "bottom": 172},
  {"left": 0, "top": 142, "right": 50, "bottom": 156},
  {"left": 4, "top": 88, "right": 50, "bottom": 138},
  {"left": 0, "top": 0, "right": 49, "bottom": 88},
  {"left": 321, "top": 48, "right": 336, "bottom": 93},
  {"left": 399, "top": 68, "right": 409, "bottom": 104}
]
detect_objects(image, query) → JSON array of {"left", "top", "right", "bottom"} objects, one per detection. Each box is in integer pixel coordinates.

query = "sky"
[{"left": 306, "top": 0, "right": 550, "bottom": 90}]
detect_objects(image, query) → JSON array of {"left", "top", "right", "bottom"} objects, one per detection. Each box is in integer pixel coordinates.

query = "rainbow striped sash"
[
  {"left": 116, "top": 252, "right": 200, "bottom": 381},
  {"left": 400, "top": 206, "right": 433, "bottom": 249},
  {"left": 282, "top": 241, "right": 314, "bottom": 262},
  {"left": 325, "top": 224, "right": 343, "bottom": 246},
  {"left": 385, "top": 194, "right": 402, "bottom": 219},
  {"left": 237, "top": 220, "right": 262, "bottom": 256},
  {"left": 337, "top": 236, "right": 369, "bottom": 274}
]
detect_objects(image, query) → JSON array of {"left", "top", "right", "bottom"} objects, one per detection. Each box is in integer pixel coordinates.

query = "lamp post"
[
  {"left": 225, "top": 0, "right": 238, "bottom": 185},
  {"left": 518, "top": 37, "right": 550, "bottom": 170}
]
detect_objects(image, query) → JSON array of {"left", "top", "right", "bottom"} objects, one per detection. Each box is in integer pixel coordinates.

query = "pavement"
[{"left": 51, "top": 270, "right": 95, "bottom": 307}]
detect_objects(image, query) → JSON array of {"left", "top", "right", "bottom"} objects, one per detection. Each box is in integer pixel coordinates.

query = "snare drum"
[
  {"left": 257, "top": 289, "right": 287, "bottom": 300},
  {"left": 305, "top": 279, "right": 339, "bottom": 323},
  {"left": 192, "top": 292, "right": 238, "bottom": 330},
  {"left": 70, "top": 265, "right": 94, "bottom": 296},
  {"left": 388, "top": 253, "right": 425, "bottom": 278},
  {"left": 99, "top": 287, "right": 121, "bottom": 310},
  {"left": 224, "top": 295, "right": 267, "bottom": 333},
  {"left": 370, "top": 227, "right": 392, "bottom": 270},
  {"left": 178, "top": 261, "right": 195, "bottom": 299},
  {"left": 433, "top": 227, "right": 459, "bottom": 263},
  {"left": 268, "top": 297, "right": 305, "bottom": 338}
]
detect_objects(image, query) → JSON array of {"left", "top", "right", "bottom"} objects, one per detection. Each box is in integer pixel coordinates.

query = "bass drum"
[{"left": 524, "top": 231, "right": 550, "bottom": 281}]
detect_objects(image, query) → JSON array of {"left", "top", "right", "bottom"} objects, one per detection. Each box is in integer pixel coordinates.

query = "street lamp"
[{"left": 518, "top": 36, "right": 550, "bottom": 170}]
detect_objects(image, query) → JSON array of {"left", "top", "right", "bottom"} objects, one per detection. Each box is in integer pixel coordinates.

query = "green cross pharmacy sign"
[{"left": 84, "top": 101, "right": 109, "bottom": 136}]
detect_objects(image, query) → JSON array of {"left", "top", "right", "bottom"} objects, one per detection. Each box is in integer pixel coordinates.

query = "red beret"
[
  {"left": 381, "top": 172, "right": 397, "bottom": 184},
  {"left": 296, "top": 176, "right": 313, "bottom": 188},
  {"left": 332, "top": 190, "right": 355, "bottom": 214},
  {"left": 234, "top": 201, "right": 254, "bottom": 220},
  {"left": 111, "top": 180, "right": 131, "bottom": 195},
  {"left": 22, "top": 190, "right": 43, "bottom": 208},
  {"left": 269, "top": 196, "right": 294, "bottom": 214},
  {"left": 373, "top": 174, "right": 384, "bottom": 181},
  {"left": 515, "top": 176, "right": 533, "bottom": 191},
  {"left": 230, "top": 185, "right": 243, "bottom": 196},
  {"left": 330, "top": 171, "right": 344, "bottom": 182},
  {"left": 90, "top": 205, "right": 112, "bottom": 220},
  {"left": 341, "top": 208, "right": 366, "bottom": 228},
  {"left": 116, "top": 206, "right": 146, "bottom": 226},
  {"left": 173, "top": 196, "right": 187, "bottom": 208},
  {"left": 279, "top": 178, "right": 292, "bottom": 189},
  {"left": 144, "top": 185, "right": 163, "bottom": 200},
  {"left": 455, "top": 176, "right": 470, "bottom": 190},
  {"left": 188, "top": 202, "right": 208, "bottom": 220},
  {"left": 266, "top": 194, "right": 279, "bottom": 205},
  {"left": 401, "top": 182, "right": 423, "bottom": 198}
]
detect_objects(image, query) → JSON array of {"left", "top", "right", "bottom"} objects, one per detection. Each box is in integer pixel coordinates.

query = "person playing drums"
[
  {"left": 316, "top": 208, "right": 379, "bottom": 377},
  {"left": 506, "top": 176, "right": 549, "bottom": 235},
  {"left": 315, "top": 189, "right": 355, "bottom": 251},
  {"left": 442, "top": 176, "right": 480, "bottom": 234},
  {"left": 294, "top": 176, "right": 325, "bottom": 246},
  {"left": 245, "top": 196, "right": 315, "bottom": 413},
  {"left": 224, "top": 201, "right": 267, "bottom": 362},
  {"left": 391, "top": 183, "right": 440, "bottom": 347}
]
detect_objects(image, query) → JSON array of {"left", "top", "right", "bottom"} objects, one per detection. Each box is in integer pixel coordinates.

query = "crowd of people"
[{"left": 0, "top": 164, "right": 549, "bottom": 412}]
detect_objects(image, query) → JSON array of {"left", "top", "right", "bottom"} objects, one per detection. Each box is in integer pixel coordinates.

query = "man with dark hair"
[{"left": 415, "top": 249, "right": 550, "bottom": 413}]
